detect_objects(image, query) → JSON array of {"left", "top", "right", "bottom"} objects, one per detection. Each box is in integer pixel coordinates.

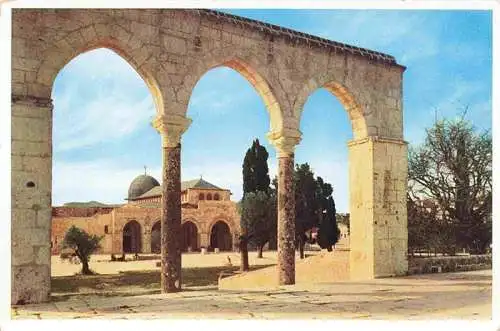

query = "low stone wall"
[{"left": 408, "top": 255, "right": 492, "bottom": 275}]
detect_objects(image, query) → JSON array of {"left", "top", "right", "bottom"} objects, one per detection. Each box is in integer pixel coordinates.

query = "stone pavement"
[{"left": 11, "top": 270, "right": 491, "bottom": 320}]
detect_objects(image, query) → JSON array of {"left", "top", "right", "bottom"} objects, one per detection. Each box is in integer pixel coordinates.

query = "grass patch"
[{"left": 51, "top": 265, "right": 272, "bottom": 296}]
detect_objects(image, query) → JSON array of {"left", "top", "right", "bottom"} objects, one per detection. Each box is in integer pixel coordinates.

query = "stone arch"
[
  {"left": 150, "top": 220, "right": 161, "bottom": 254},
  {"left": 214, "top": 193, "right": 220, "bottom": 201},
  {"left": 208, "top": 219, "right": 233, "bottom": 252},
  {"left": 199, "top": 193, "right": 205, "bottom": 200},
  {"left": 185, "top": 51, "right": 286, "bottom": 133},
  {"left": 37, "top": 24, "right": 164, "bottom": 114},
  {"left": 181, "top": 221, "right": 199, "bottom": 252},
  {"left": 293, "top": 76, "right": 372, "bottom": 140},
  {"left": 206, "top": 193, "right": 212, "bottom": 200},
  {"left": 122, "top": 220, "right": 142, "bottom": 254}
]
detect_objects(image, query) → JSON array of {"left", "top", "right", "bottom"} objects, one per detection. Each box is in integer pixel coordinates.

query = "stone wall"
[
  {"left": 408, "top": 255, "right": 492, "bottom": 275},
  {"left": 51, "top": 200, "right": 240, "bottom": 255},
  {"left": 51, "top": 213, "right": 113, "bottom": 255},
  {"left": 52, "top": 206, "right": 114, "bottom": 217}
]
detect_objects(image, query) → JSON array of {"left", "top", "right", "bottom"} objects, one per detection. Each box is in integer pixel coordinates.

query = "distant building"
[{"left": 51, "top": 174, "right": 240, "bottom": 255}]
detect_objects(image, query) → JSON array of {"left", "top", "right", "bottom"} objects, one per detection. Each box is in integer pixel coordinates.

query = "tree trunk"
[
  {"left": 81, "top": 259, "right": 91, "bottom": 275},
  {"left": 257, "top": 245, "right": 263, "bottom": 258},
  {"left": 239, "top": 237, "right": 249, "bottom": 271},
  {"left": 299, "top": 238, "right": 305, "bottom": 259}
]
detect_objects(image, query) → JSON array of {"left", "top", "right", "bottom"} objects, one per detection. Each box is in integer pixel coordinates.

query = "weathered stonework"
[
  {"left": 160, "top": 145, "right": 182, "bottom": 292},
  {"left": 50, "top": 196, "right": 240, "bottom": 255},
  {"left": 277, "top": 156, "right": 296, "bottom": 285},
  {"left": 348, "top": 137, "right": 408, "bottom": 279},
  {"left": 11, "top": 8, "right": 407, "bottom": 303},
  {"left": 11, "top": 96, "right": 53, "bottom": 305}
]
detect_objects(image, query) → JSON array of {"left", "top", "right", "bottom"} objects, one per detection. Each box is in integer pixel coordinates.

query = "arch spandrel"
[
  {"left": 30, "top": 22, "right": 165, "bottom": 115},
  {"left": 182, "top": 48, "right": 289, "bottom": 134}
]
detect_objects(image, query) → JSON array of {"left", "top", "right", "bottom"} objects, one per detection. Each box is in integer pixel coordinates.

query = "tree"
[
  {"left": 60, "top": 226, "right": 103, "bottom": 275},
  {"left": 407, "top": 194, "right": 451, "bottom": 256},
  {"left": 408, "top": 115, "right": 492, "bottom": 254},
  {"left": 239, "top": 191, "right": 277, "bottom": 258},
  {"left": 242, "top": 139, "right": 271, "bottom": 195},
  {"left": 315, "top": 177, "right": 339, "bottom": 251},
  {"left": 294, "top": 163, "right": 319, "bottom": 259},
  {"left": 240, "top": 139, "right": 273, "bottom": 267}
]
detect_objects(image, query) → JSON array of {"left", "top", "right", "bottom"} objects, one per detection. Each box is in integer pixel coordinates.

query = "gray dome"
[{"left": 128, "top": 174, "right": 160, "bottom": 200}]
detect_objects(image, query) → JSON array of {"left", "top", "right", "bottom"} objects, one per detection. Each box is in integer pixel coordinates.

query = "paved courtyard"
[{"left": 12, "top": 269, "right": 491, "bottom": 320}]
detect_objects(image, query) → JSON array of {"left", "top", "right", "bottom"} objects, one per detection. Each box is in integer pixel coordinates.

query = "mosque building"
[{"left": 51, "top": 172, "right": 241, "bottom": 255}]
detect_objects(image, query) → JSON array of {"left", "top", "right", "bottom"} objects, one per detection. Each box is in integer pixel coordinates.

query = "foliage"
[
  {"left": 408, "top": 115, "right": 492, "bottom": 254},
  {"left": 273, "top": 163, "right": 340, "bottom": 257},
  {"left": 60, "top": 225, "right": 103, "bottom": 275},
  {"left": 294, "top": 163, "right": 319, "bottom": 237},
  {"left": 316, "top": 176, "right": 340, "bottom": 251},
  {"left": 242, "top": 139, "right": 271, "bottom": 195},
  {"left": 407, "top": 195, "right": 455, "bottom": 255},
  {"left": 240, "top": 139, "right": 274, "bottom": 264},
  {"left": 239, "top": 191, "right": 277, "bottom": 257}
]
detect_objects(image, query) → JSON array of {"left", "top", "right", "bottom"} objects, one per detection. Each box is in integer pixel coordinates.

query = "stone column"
[
  {"left": 268, "top": 129, "right": 301, "bottom": 285},
  {"left": 11, "top": 95, "right": 53, "bottom": 305},
  {"left": 142, "top": 228, "right": 152, "bottom": 254},
  {"left": 199, "top": 231, "right": 209, "bottom": 249},
  {"left": 348, "top": 136, "right": 408, "bottom": 280},
  {"left": 152, "top": 114, "right": 191, "bottom": 293}
]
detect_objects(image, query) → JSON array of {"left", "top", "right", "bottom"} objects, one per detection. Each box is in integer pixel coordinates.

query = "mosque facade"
[{"left": 51, "top": 174, "right": 241, "bottom": 255}]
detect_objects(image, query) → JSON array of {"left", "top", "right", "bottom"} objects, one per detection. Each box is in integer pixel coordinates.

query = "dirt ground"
[{"left": 51, "top": 250, "right": 299, "bottom": 276}]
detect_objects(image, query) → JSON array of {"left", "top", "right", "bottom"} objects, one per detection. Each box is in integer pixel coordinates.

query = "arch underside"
[
  {"left": 40, "top": 34, "right": 164, "bottom": 115},
  {"left": 209, "top": 221, "right": 232, "bottom": 251},
  {"left": 123, "top": 220, "right": 142, "bottom": 253}
]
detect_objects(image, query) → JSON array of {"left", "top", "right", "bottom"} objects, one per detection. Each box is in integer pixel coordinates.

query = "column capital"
[
  {"left": 152, "top": 114, "right": 192, "bottom": 148},
  {"left": 267, "top": 128, "right": 302, "bottom": 158}
]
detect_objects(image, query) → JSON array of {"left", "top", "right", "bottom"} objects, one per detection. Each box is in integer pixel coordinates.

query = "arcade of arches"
[
  {"left": 51, "top": 176, "right": 240, "bottom": 255},
  {"left": 11, "top": 9, "right": 407, "bottom": 304}
]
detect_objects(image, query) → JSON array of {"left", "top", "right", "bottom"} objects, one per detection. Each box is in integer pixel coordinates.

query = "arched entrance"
[
  {"left": 151, "top": 221, "right": 161, "bottom": 254},
  {"left": 181, "top": 221, "right": 198, "bottom": 252},
  {"left": 210, "top": 221, "right": 232, "bottom": 251},
  {"left": 123, "top": 220, "right": 142, "bottom": 253}
]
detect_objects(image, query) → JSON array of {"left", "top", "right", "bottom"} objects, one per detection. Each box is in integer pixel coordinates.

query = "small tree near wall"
[{"left": 60, "top": 225, "right": 103, "bottom": 275}]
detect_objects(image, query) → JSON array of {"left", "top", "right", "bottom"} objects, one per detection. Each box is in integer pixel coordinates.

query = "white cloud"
[
  {"left": 52, "top": 48, "right": 156, "bottom": 152},
  {"left": 432, "top": 79, "right": 485, "bottom": 117},
  {"left": 312, "top": 11, "right": 438, "bottom": 64},
  {"left": 52, "top": 159, "right": 161, "bottom": 205},
  {"left": 54, "top": 94, "right": 155, "bottom": 151},
  {"left": 187, "top": 68, "right": 257, "bottom": 117}
]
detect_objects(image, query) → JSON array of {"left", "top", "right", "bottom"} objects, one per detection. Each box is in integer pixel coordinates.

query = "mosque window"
[
  {"left": 199, "top": 193, "right": 205, "bottom": 200},
  {"left": 214, "top": 193, "right": 220, "bottom": 201},
  {"left": 105, "top": 225, "right": 109, "bottom": 234},
  {"left": 207, "top": 193, "right": 212, "bottom": 200}
]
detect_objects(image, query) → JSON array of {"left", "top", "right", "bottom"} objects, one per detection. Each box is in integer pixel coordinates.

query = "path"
[{"left": 12, "top": 270, "right": 491, "bottom": 319}]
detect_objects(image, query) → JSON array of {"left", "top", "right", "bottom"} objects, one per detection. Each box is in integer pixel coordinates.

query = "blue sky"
[{"left": 51, "top": 9, "right": 492, "bottom": 212}]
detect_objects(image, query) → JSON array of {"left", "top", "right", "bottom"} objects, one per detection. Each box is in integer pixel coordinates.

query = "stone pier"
[
  {"left": 348, "top": 137, "right": 408, "bottom": 279},
  {"left": 153, "top": 115, "right": 191, "bottom": 293},
  {"left": 11, "top": 96, "right": 53, "bottom": 304},
  {"left": 268, "top": 130, "right": 301, "bottom": 285}
]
